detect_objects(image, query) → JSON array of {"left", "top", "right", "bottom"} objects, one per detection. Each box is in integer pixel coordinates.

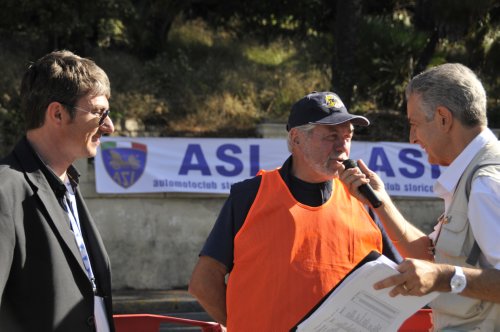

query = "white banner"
[{"left": 94, "top": 137, "right": 443, "bottom": 197}]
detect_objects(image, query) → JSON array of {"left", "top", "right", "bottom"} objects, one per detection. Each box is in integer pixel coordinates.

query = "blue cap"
[{"left": 286, "top": 91, "right": 369, "bottom": 131}]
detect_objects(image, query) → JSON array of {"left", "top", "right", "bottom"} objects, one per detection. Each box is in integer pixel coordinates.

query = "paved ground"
[{"left": 113, "top": 289, "right": 205, "bottom": 315}]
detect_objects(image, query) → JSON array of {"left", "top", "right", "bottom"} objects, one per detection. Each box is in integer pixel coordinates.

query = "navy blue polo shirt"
[{"left": 201, "top": 156, "right": 402, "bottom": 271}]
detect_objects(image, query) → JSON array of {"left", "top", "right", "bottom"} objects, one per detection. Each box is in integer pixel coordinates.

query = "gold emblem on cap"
[{"left": 324, "top": 94, "right": 343, "bottom": 108}]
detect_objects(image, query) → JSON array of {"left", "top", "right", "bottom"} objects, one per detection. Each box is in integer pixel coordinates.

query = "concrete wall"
[{"left": 79, "top": 158, "right": 226, "bottom": 289}]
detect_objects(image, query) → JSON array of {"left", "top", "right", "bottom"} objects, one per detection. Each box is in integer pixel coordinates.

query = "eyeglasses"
[{"left": 61, "top": 103, "right": 110, "bottom": 126}]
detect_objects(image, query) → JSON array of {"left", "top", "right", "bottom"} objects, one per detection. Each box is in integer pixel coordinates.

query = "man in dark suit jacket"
[{"left": 0, "top": 50, "right": 115, "bottom": 331}]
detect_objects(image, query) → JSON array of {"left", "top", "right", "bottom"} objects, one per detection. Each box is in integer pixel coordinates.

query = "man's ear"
[
  {"left": 46, "top": 102, "right": 64, "bottom": 125},
  {"left": 290, "top": 128, "right": 301, "bottom": 145},
  {"left": 436, "top": 106, "right": 453, "bottom": 131}
]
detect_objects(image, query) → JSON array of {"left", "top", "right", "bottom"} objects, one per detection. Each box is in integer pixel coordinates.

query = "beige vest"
[{"left": 431, "top": 141, "right": 500, "bottom": 331}]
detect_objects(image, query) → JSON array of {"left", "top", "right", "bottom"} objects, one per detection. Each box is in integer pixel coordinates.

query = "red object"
[
  {"left": 399, "top": 309, "right": 433, "bottom": 332},
  {"left": 113, "top": 314, "right": 223, "bottom": 332}
]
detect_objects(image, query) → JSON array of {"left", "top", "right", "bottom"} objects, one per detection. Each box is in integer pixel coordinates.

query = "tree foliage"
[{"left": 0, "top": 0, "right": 500, "bottom": 154}]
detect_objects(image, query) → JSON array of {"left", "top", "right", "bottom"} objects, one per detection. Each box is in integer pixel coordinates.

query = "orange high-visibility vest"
[{"left": 226, "top": 169, "right": 382, "bottom": 331}]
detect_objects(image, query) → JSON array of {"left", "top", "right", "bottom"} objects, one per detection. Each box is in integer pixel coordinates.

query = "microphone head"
[{"left": 342, "top": 159, "right": 357, "bottom": 169}]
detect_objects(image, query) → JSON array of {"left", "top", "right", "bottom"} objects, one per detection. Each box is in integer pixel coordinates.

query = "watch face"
[{"left": 451, "top": 273, "right": 466, "bottom": 293}]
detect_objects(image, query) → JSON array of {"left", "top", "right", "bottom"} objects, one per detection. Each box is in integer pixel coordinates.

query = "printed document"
[{"left": 293, "top": 254, "right": 439, "bottom": 332}]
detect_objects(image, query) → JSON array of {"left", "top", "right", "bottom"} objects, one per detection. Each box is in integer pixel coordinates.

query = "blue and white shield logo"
[{"left": 101, "top": 141, "right": 147, "bottom": 189}]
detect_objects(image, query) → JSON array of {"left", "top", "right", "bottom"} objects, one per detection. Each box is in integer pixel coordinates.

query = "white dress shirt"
[{"left": 433, "top": 128, "right": 500, "bottom": 269}]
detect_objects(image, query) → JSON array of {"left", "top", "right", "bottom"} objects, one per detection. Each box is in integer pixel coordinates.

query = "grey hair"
[
  {"left": 405, "top": 63, "right": 487, "bottom": 127},
  {"left": 287, "top": 123, "right": 316, "bottom": 152}
]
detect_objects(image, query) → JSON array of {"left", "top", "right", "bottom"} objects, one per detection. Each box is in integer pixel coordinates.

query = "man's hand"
[
  {"left": 339, "top": 159, "right": 387, "bottom": 204},
  {"left": 373, "top": 259, "right": 453, "bottom": 297}
]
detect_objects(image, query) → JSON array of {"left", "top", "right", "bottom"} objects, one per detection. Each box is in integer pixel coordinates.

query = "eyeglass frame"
[{"left": 59, "top": 103, "right": 110, "bottom": 126}]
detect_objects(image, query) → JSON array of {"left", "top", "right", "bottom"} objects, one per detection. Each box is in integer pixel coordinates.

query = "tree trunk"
[
  {"left": 331, "top": 0, "right": 362, "bottom": 108},
  {"left": 412, "top": 30, "right": 439, "bottom": 77}
]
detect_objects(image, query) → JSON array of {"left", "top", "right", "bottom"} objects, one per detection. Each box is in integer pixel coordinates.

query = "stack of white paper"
[{"left": 295, "top": 255, "right": 439, "bottom": 332}]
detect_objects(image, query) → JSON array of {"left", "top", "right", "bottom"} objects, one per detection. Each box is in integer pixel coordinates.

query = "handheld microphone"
[{"left": 342, "top": 159, "right": 382, "bottom": 208}]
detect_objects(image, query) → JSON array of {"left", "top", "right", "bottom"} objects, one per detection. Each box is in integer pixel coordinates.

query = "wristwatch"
[{"left": 450, "top": 266, "right": 467, "bottom": 294}]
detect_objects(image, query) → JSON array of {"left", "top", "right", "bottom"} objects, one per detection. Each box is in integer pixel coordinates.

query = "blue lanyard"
[{"left": 64, "top": 185, "right": 97, "bottom": 293}]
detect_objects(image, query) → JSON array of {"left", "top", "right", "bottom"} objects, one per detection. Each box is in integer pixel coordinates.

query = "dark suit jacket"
[{"left": 0, "top": 137, "right": 115, "bottom": 332}]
